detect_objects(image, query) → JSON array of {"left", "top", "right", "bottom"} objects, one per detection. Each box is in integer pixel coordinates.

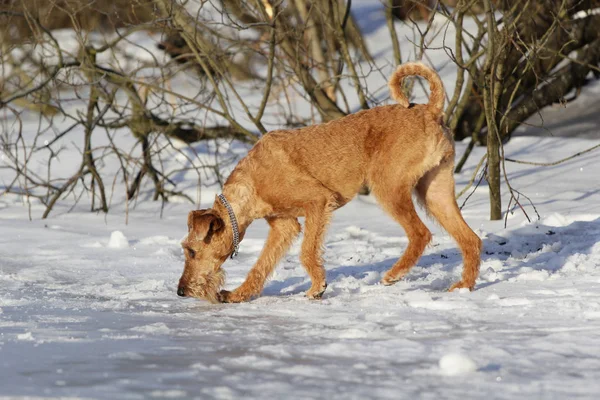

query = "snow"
[
  {"left": 3, "top": 136, "right": 600, "bottom": 399},
  {"left": 107, "top": 231, "right": 130, "bottom": 249},
  {"left": 2, "top": 1, "right": 600, "bottom": 399},
  {"left": 439, "top": 353, "right": 478, "bottom": 376}
]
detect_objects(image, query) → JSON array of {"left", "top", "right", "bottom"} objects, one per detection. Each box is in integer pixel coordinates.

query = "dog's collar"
[{"left": 217, "top": 194, "right": 240, "bottom": 259}]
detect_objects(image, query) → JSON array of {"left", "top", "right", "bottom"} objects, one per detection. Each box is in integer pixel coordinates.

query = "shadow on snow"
[{"left": 263, "top": 217, "right": 600, "bottom": 298}]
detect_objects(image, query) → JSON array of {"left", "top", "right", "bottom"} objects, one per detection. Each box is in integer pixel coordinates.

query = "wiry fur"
[
  {"left": 388, "top": 62, "right": 445, "bottom": 116},
  {"left": 177, "top": 63, "right": 482, "bottom": 303},
  {"left": 183, "top": 268, "right": 226, "bottom": 304}
]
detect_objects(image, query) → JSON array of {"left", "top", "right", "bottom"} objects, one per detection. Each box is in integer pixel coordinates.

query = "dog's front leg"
[{"left": 220, "top": 217, "right": 301, "bottom": 303}]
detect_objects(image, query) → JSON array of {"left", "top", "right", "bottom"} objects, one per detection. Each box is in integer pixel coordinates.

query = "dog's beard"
[{"left": 185, "top": 268, "right": 226, "bottom": 304}]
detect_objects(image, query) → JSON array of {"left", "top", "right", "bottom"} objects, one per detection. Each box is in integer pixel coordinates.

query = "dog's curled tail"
[{"left": 389, "top": 62, "right": 445, "bottom": 116}]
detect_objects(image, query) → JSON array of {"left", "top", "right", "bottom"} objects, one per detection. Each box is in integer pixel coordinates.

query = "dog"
[{"left": 177, "top": 62, "right": 482, "bottom": 303}]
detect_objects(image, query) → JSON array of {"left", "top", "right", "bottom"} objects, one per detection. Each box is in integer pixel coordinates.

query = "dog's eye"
[{"left": 187, "top": 248, "right": 196, "bottom": 258}]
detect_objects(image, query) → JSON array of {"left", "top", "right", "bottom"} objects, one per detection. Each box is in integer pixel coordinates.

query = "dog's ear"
[{"left": 187, "top": 209, "right": 224, "bottom": 242}]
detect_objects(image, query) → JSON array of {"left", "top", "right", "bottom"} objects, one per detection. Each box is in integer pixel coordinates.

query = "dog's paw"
[
  {"left": 448, "top": 281, "right": 475, "bottom": 292},
  {"left": 219, "top": 289, "right": 252, "bottom": 303},
  {"left": 380, "top": 276, "right": 399, "bottom": 286},
  {"left": 380, "top": 271, "right": 407, "bottom": 286},
  {"left": 306, "top": 282, "right": 327, "bottom": 300}
]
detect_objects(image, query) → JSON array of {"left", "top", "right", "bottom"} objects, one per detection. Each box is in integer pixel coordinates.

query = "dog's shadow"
[{"left": 262, "top": 217, "right": 600, "bottom": 298}]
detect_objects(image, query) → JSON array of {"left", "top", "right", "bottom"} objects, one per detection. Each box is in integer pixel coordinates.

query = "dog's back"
[{"left": 236, "top": 63, "right": 453, "bottom": 204}]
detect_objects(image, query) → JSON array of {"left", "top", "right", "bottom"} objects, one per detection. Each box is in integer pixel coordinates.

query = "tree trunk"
[{"left": 483, "top": 0, "right": 502, "bottom": 220}]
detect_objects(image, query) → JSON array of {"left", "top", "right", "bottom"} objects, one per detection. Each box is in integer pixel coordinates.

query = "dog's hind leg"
[
  {"left": 300, "top": 201, "right": 332, "bottom": 299},
  {"left": 374, "top": 185, "right": 432, "bottom": 286},
  {"left": 416, "top": 159, "right": 482, "bottom": 291},
  {"left": 221, "top": 217, "right": 301, "bottom": 303}
]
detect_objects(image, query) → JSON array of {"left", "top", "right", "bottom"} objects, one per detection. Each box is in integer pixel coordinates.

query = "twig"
[{"left": 505, "top": 143, "right": 600, "bottom": 166}]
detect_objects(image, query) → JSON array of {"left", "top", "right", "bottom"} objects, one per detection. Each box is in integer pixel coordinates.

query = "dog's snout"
[{"left": 177, "top": 286, "right": 186, "bottom": 297}]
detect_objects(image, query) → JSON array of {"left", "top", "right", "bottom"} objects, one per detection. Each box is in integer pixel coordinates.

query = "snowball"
[
  {"left": 439, "top": 353, "right": 477, "bottom": 376},
  {"left": 17, "top": 332, "right": 34, "bottom": 341},
  {"left": 108, "top": 231, "right": 129, "bottom": 249}
]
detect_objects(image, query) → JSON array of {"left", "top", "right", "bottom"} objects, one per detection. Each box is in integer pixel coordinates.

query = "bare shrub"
[{"left": 1, "top": 0, "right": 599, "bottom": 222}]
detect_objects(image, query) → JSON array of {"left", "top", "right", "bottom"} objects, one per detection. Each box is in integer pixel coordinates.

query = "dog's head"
[{"left": 177, "top": 209, "right": 232, "bottom": 303}]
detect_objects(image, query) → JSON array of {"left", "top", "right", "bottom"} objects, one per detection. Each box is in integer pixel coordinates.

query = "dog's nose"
[{"left": 177, "top": 286, "right": 186, "bottom": 297}]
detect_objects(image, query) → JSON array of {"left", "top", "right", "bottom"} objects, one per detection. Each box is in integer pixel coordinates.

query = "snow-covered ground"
[
  {"left": 3, "top": 135, "right": 600, "bottom": 399},
  {"left": 2, "top": 2, "right": 600, "bottom": 399}
]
